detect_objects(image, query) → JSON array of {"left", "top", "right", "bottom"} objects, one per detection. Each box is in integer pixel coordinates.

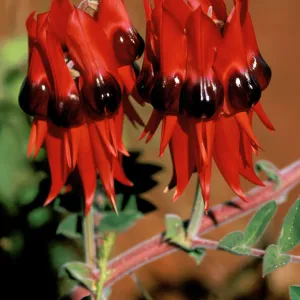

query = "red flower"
[
  {"left": 137, "top": 0, "right": 274, "bottom": 211},
  {"left": 19, "top": 0, "right": 144, "bottom": 214}
]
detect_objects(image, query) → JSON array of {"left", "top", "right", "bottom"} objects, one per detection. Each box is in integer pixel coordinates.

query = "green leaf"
[
  {"left": 255, "top": 160, "right": 281, "bottom": 188},
  {"left": 218, "top": 232, "right": 251, "bottom": 255},
  {"left": 277, "top": 199, "right": 300, "bottom": 253},
  {"left": 99, "top": 211, "right": 142, "bottom": 233},
  {"left": 290, "top": 285, "right": 300, "bottom": 300},
  {"left": 27, "top": 207, "right": 52, "bottom": 229},
  {"left": 63, "top": 262, "right": 96, "bottom": 292},
  {"left": 57, "top": 214, "right": 81, "bottom": 239},
  {"left": 244, "top": 201, "right": 277, "bottom": 247},
  {"left": 263, "top": 245, "right": 291, "bottom": 277},
  {"left": 188, "top": 248, "right": 206, "bottom": 266},
  {"left": 187, "top": 183, "right": 204, "bottom": 239},
  {"left": 164, "top": 214, "right": 186, "bottom": 241},
  {"left": 125, "top": 195, "right": 138, "bottom": 212}
]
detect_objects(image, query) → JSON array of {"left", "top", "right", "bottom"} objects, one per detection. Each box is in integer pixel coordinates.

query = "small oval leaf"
[
  {"left": 277, "top": 198, "right": 300, "bottom": 253},
  {"left": 244, "top": 201, "right": 277, "bottom": 247},
  {"left": 263, "top": 245, "right": 291, "bottom": 277},
  {"left": 218, "top": 232, "right": 251, "bottom": 255},
  {"left": 99, "top": 211, "right": 142, "bottom": 233},
  {"left": 57, "top": 214, "right": 81, "bottom": 239},
  {"left": 63, "top": 262, "right": 96, "bottom": 292}
]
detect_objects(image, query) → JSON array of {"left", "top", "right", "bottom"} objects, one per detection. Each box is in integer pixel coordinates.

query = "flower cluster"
[
  {"left": 136, "top": 0, "right": 273, "bottom": 210},
  {"left": 19, "top": 0, "right": 144, "bottom": 214},
  {"left": 19, "top": 0, "right": 274, "bottom": 214}
]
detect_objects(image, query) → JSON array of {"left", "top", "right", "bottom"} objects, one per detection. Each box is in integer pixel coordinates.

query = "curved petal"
[
  {"left": 95, "top": 0, "right": 144, "bottom": 66},
  {"left": 77, "top": 125, "right": 97, "bottom": 215},
  {"left": 44, "top": 123, "right": 71, "bottom": 206}
]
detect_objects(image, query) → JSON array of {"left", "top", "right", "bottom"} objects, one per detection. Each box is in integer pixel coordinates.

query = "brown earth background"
[{"left": 0, "top": 0, "right": 299, "bottom": 299}]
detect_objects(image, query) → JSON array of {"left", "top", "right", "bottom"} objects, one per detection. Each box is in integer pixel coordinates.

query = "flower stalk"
[
  {"left": 96, "top": 232, "right": 116, "bottom": 300},
  {"left": 83, "top": 209, "right": 96, "bottom": 267}
]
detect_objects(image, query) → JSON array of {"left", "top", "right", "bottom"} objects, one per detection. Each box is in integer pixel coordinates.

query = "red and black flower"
[
  {"left": 137, "top": 0, "right": 273, "bottom": 211},
  {"left": 19, "top": 0, "right": 144, "bottom": 214}
]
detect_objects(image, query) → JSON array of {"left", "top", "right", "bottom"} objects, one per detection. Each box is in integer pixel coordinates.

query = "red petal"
[
  {"left": 213, "top": 117, "right": 247, "bottom": 201},
  {"left": 113, "top": 155, "right": 133, "bottom": 186},
  {"left": 160, "top": 4, "right": 187, "bottom": 78},
  {"left": 48, "top": 0, "right": 74, "bottom": 44},
  {"left": 77, "top": 125, "right": 97, "bottom": 215},
  {"left": 160, "top": 115, "right": 177, "bottom": 157},
  {"left": 139, "top": 110, "right": 162, "bottom": 142},
  {"left": 171, "top": 117, "right": 195, "bottom": 201},
  {"left": 163, "top": 0, "right": 191, "bottom": 29},
  {"left": 234, "top": 111, "right": 261, "bottom": 148},
  {"left": 89, "top": 123, "right": 117, "bottom": 213},
  {"left": 44, "top": 123, "right": 71, "bottom": 206},
  {"left": 94, "top": 120, "right": 117, "bottom": 157},
  {"left": 254, "top": 103, "right": 275, "bottom": 132},
  {"left": 27, "top": 120, "right": 37, "bottom": 158},
  {"left": 34, "top": 118, "right": 48, "bottom": 158}
]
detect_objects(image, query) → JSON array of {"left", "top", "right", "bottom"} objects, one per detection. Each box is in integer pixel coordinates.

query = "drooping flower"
[
  {"left": 136, "top": 0, "right": 274, "bottom": 211},
  {"left": 19, "top": 0, "right": 144, "bottom": 214}
]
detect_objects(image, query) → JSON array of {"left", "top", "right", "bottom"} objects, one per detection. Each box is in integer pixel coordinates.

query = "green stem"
[
  {"left": 187, "top": 182, "right": 204, "bottom": 239},
  {"left": 96, "top": 232, "right": 116, "bottom": 300},
  {"left": 83, "top": 209, "right": 96, "bottom": 267}
]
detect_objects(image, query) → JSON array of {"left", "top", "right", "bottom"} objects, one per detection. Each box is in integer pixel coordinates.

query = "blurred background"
[{"left": 0, "top": 0, "right": 299, "bottom": 299}]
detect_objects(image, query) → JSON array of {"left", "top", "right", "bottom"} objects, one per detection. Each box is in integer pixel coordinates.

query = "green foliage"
[
  {"left": 262, "top": 245, "right": 291, "bottom": 277},
  {"left": 290, "top": 286, "right": 300, "bottom": 300},
  {"left": 164, "top": 214, "right": 187, "bottom": 246},
  {"left": 62, "top": 262, "right": 96, "bottom": 292},
  {"left": 255, "top": 160, "right": 281, "bottom": 188},
  {"left": 164, "top": 214, "right": 206, "bottom": 265},
  {"left": 27, "top": 207, "right": 53, "bottom": 228},
  {"left": 57, "top": 214, "right": 82, "bottom": 239},
  {"left": 277, "top": 198, "right": 300, "bottom": 253},
  {"left": 98, "top": 195, "right": 143, "bottom": 233},
  {"left": 219, "top": 201, "right": 277, "bottom": 255},
  {"left": 244, "top": 201, "right": 277, "bottom": 246},
  {"left": 219, "top": 232, "right": 252, "bottom": 255}
]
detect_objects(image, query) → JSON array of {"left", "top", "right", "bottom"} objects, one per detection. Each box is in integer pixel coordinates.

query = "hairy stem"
[
  {"left": 83, "top": 209, "right": 96, "bottom": 268},
  {"left": 191, "top": 237, "right": 300, "bottom": 263},
  {"left": 96, "top": 233, "right": 116, "bottom": 300},
  {"left": 105, "top": 160, "right": 300, "bottom": 287}
]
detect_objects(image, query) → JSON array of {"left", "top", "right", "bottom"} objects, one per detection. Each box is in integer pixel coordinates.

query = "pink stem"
[
  {"left": 105, "top": 160, "right": 300, "bottom": 287},
  {"left": 192, "top": 237, "right": 300, "bottom": 263}
]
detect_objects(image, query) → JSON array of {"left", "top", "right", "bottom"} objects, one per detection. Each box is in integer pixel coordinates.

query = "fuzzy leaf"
[
  {"left": 164, "top": 214, "right": 186, "bottom": 242},
  {"left": 263, "top": 245, "right": 291, "bottom": 277},
  {"left": 290, "top": 286, "right": 300, "bottom": 300},
  {"left": 56, "top": 214, "right": 81, "bottom": 239},
  {"left": 255, "top": 160, "right": 281, "bottom": 188},
  {"left": 244, "top": 201, "right": 277, "bottom": 247},
  {"left": 125, "top": 195, "right": 138, "bottom": 212},
  {"left": 63, "top": 262, "right": 96, "bottom": 292},
  {"left": 218, "top": 232, "right": 251, "bottom": 255},
  {"left": 277, "top": 199, "right": 300, "bottom": 253},
  {"left": 99, "top": 211, "right": 142, "bottom": 233}
]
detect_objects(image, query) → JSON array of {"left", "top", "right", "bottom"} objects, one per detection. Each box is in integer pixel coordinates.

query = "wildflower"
[
  {"left": 137, "top": 0, "right": 273, "bottom": 210},
  {"left": 19, "top": 0, "right": 144, "bottom": 214}
]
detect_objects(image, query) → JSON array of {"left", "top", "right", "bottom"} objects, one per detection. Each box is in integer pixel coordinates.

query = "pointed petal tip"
[
  {"left": 172, "top": 190, "right": 181, "bottom": 203},
  {"left": 163, "top": 186, "right": 169, "bottom": 194}
]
